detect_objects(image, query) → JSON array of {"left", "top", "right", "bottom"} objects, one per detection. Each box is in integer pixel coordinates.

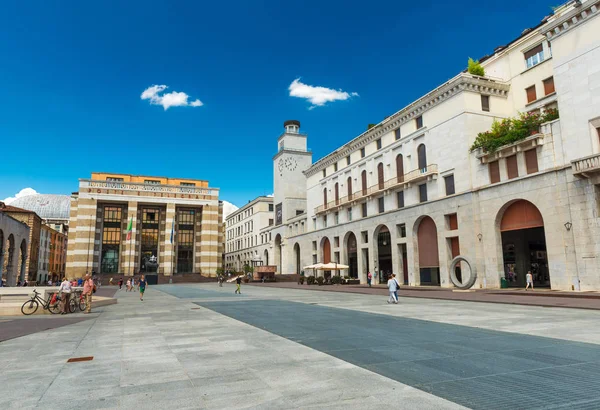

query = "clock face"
[{"left": 278, "top": 156, "right": 298, "bottom": 173}]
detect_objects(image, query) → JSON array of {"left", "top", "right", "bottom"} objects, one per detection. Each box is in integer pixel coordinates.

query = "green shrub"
[
  {"left": 467, "top": 58, "right": 485, "bottom": 77},
  {"left": 316, "top": 277, "right": 324, "bottom": 286},
  {"left": 307, "top": 276, "right": 315, "bottom": 285},
  {"left": 298, "top": 276, "right": 305, "bottom": 285},
  {"left": 470, "top": 108, "right": 559, "bottom": 153},
  {"left": 331, "top": 275, "right": 342, "bottom": 285}
]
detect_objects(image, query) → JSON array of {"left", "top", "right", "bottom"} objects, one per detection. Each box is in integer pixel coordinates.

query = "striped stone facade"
[{"left": 66, "top": 173, "right": 221, "bottom": 279}]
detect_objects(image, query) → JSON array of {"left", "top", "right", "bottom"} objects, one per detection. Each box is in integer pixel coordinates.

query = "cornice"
[
  {"left": 304, "top": 74, "right": 510, "bottom": 178},
  {"left": 541, "top": 1, "right": 600, "bottom": 40}
]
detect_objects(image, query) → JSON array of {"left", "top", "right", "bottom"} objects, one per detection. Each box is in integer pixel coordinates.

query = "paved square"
[{"left": 1, "top": 283, "right": 599, "bottom": 409}]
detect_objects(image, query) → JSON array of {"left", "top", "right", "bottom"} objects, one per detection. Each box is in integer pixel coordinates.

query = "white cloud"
[
  {"left": 140, "top": 84, "right": 204, "bottom": 110},
  {"left": 3, "top": 187, "right": 38, "bottom": 204},
  {"left": 221, "top": 201, "right": 239, "bottom": 220},
  {"left": 288, "top": 78, "right": 358, "bottom": 109}
]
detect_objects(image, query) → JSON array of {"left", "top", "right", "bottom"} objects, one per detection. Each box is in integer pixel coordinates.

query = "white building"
[{"left": 251, "top": 1, "right": 600, "bottom": 291}]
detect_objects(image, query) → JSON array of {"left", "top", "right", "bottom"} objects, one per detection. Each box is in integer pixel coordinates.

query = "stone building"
[
  {"left": 66, "top": 172, "right": 221, "bottom": 279},
  {"left": 250, "top": 1, "right": 600, "bottom": 291},
  {"left": 49, "top": 228, "right": 67, "bottom": 281},
  {"left": 0, "top": 208, "right": 30, "bottom": 286},
  {"left": 0, "top": 203, "right": 42, "bottom": 282}
]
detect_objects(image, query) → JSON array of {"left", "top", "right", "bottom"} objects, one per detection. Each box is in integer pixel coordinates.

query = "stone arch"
[
  {"left": 414, "top": 216, "right": 440, "bottom": 286},
  {"left": 4, "top": 234, "right": 15, "bottom": 285},
  {"left": 373, "top": 225, "right": 392, "bottom": 283},
  {"left": 293, "top": 243, "right": 301, "bottom": 275},
  {"left": 320, "top": 236, "right": 331, "bottom": 279},
  {"left": 18, "top": 239, "right": 27, "bottom": 282},
  {"left": 274, "top": 234, "right": 282, "bottom": 274},
  {"left": 263, "top": 249, "right": 269, "bottom": 266},
  {"left": 343, "top": 231, "right": 358, "bottom": 279}
]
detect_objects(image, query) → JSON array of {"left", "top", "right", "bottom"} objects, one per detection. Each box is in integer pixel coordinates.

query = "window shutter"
[
  {"left": 396, "top": 155, "right": 404, "bottom": 182},
  {"left": 377, "top": 163, "right": 384, "bottom": 189},
  {"left": 525, "top": 149, "right": 539, "bottom": 174},
  {"left": 526, "top": 86, "right": 537, "bottom": 103},
  {"left": 524, "top": 44, "right": 543, "bottom": 60},
  {"left": 444, "top": 175, "right": 455, "bottom": 195},
  {"left": 543, "top": 77, "right": 555, "bottom": 95},
  {"left": 506, "top": 156, "right": 519, "bottom": 179},
  {"left": 334, "top": 183, "right": 339, "bottom": 204},
  {"left": 361, "top": 171, "right": 367, "bottom": 195},
  {"left": 489, "top": 161, "right": 500, "bottom": 184},
  {"left": 347, "top": 177, "right": 352, "bottom": 199},
  {"left": 323, "top": 188, "right": 327, "bottom": 208}
]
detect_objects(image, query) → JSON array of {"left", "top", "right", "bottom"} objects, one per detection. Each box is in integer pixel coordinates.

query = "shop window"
[
  {"left": 525, "top": 149, "right": 539, "bottom": 174},
  {"left": 543, "top": 76, "right": 555, "bottom": 95},
  {"left": 397, "top": 191, "right": 404, "bottom": 208},
  {"left": 489, "top": 161, "right": 500, "bottom": 184},
  {"left": 444, "top": 174, "right": 455, "bottom": 196},
  {"left": 526, "top": 85, "right": 537, "bottom": 103},
  {"left": 419, "top": 184, "right": 427, "bottom": 203},
  {"left": 506, "top": 155, "right": 519, "bottom": 179},
  {"left": 481, "top": 95, "right": 490, "bottom": 112}
]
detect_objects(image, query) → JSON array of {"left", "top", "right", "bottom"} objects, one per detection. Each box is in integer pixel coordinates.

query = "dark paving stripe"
[
  {"left": 196, "top": 299, "right": 600, "bottom": 410},
  {"left": 0, "top": 316, "right": 93, "bottom": 342},
  {"left": 154, "top": 285, "right": 243, "bottom": 299}
]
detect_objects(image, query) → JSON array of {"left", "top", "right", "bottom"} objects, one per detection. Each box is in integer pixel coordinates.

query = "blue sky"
[{"left": 0, "top": 0, "right": 553, "bottom": 207}]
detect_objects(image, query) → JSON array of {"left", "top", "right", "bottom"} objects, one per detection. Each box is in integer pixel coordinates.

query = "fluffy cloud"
[
  {"left": 288, "top": 78, "right": 358, "bottom": 109},
  {"left": 221, "top": 201, "right": 239, "bottom": 220},
  {"left": 3, "top": 188, "right": 38, "bottom": 204},
  {"left": 140, "top": 85, "right": 204, "bottom": 110}
]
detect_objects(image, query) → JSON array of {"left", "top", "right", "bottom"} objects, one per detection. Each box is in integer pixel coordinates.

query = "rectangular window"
[
  {"left": 444, "top": 174, "right": 455, "bottom": 196},
  {"left": 144, "top": 179, "right": 161, "bottom": 184},
  {"left": 361, "top": 202, "right": 367, "bottom": 218},
  {"left": 525, "top": 149, "right": 539, "bottom": 174},
  {"left": 347, "top": 207, "right": 352, "bottom": 221},
  {"left": 543, "top": 76, "right": 555, "bottom": 95},
  {"left": 524, "top": 44, "right": 544, "bottom": 69},
  {"left": 446, "top": 213, "right": 458, "bottom": 230},
  {"left": 416, "top": 115, "right": 423, "bottom": 129},
  {"left": 334, "top": 212, "right": 339, "bottom": 225},
  {"left": 361, "top": 231, "right": 369, "bottom": 244},
  {"left": 313, "top": 255, "right": 317, "bottom": 264},
  {"left": 323, "top": 215, "right": 327, "bottom": 228},
  {"left": 106, "top": 177, "right": 124, "bottom": 182},
  {"left": 481, "top": 95, "right": 490, "bottom": 112},
  {"left": 180, "top": 182, "right": 195, "bottom": 186},
  {"left": 395, "top": 128, "right": 401, "bottom": 140},
  {"left": 346, "top": 156, "right": 351, "bottom": 165},
  {"left": 397, "top": 223, "right": 406, "bottom": 238},
  {"left": 489, "top": 161, "right": 500, "bottom": 184},
  {"left": 322, "top": 169, "right": 327, "bottom": 178},
  {"left": 312, "top": 241, "right": 317, "bottom": 251},
  {"left": 419, "top": 184, "right": 427, "bottom": 203},
  {"left": 269, "top": 204, "right": 273, "bottom": 212},
  {"left": 378, "top": 197, "right": 384, "bottom": 214},
  {"left": 526, "top": 85, "right": 537, "bottom": 103},
  {"left": 313, "top": 218, "right": 316, "bottom": 230},
  {"left": 333, "top": 163, "right": 338, "bottom": 172},
  {"left": 506, "top": 155, "right": 519, "bottom": 179},
  {"left": 360, "top": 147, "right": 366, "bottom": 158},
  {"left": 376, "top": 139, "right": 382, "bottom": 149},
  {"left": 397, "top": 191, "right": 404, "bottom": 208},
  {"left": 334, "top": 236, "right": 340, "bottom": 247},
  {"left": 269, "top": 218, "right": 274, "bottom": 226},
  {"left": 296, "top": 210, "right": 303, "bottom": 215}
]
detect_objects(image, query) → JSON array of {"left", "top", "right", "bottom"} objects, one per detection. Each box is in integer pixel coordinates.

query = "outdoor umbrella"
[{"left": 227, "top": 275, "right": 243, "bottom": 283}]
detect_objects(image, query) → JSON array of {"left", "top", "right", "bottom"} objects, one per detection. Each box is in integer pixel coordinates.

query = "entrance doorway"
[
  {"left": 417, "top": 216, "right": 440, "bottom": 285},
  {"left": 274, "top": 234, "right": 282, "bottom": 273},
  {"left": 376, "top": 226, "right": 392, "bottom": 283},
  {"left": 294, "top": 243, "right": 300, "bottom": 275},
  {"left": 321, "top": 237, "right": 331, "bottom": 280},
  {"left": 346, "top": 232, "right": 358, "bottom": 278},
  {"left": 398, "top": 243, "right": 408, "bottom": 285},
  {"left": 500, "top": 200, "right": 549, "bottom": 288}
]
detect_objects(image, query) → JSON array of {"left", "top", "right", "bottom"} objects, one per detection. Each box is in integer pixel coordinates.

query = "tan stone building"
[{"left": 66, "top": 172, "right": 221, "bottom": 279}]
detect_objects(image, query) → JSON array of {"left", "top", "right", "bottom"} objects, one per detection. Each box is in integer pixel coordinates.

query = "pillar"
[{"left": 162, "top": 203, "right": 176, "bottom": 275}]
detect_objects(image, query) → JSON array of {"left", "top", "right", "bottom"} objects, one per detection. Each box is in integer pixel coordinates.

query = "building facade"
[
  {"left": 0, "top": 208, "right": 30, "bottom": 286},
  {"left": 224, "top": 196, "right": 274, "bottom": 271},
  {"left": 249, "top": 1, "right": 600, "bottom": 291},
  {"left": 66, "top": 173, "right": 222, "bottom": 279},
  {"left": 38, "top": 225, "right": 51, "bottom": 283},
  {"left": 49, "top": 228, "right": 67, "bottom": 281}
]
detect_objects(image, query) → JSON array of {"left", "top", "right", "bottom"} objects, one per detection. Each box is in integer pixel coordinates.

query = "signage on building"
[{"left": 275, "top": 203, "right": 282, "bottom": 225}]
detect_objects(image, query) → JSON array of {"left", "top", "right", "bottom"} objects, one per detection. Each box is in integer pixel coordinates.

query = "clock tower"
[{"left": 273, "top": 120, "right": 312, "bottom": 227}]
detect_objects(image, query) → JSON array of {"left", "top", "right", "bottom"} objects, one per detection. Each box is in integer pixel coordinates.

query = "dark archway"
[
  {"left": 294, "top": 243, "right": 301, "bottom": 275},
  {"left": 263, "top": 249, "right": 269, "bottom": 266},
  {"left": 375, "top": 225, "right": 392, "bottom": 283},
  {"left": 345, "top": 232, "right": 358, "bottom": 278},
  {"left": 18, "top": 239, "right": 27, "bottom": 282},
  {"left": 499, "top": 200, "right": 548, "bottom": 288},
  {"left": 320, "top": 237, "right": 331, "bottom": 280},
  {"left": 274, "top": 234, "right": 282, "bottom": 274},
  {"left": 417, "top": 216, "right": 440, "bottom": 285}
]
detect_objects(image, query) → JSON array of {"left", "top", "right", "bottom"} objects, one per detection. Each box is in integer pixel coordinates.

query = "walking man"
[
  {"left": 525, "top": 270, "right": 534, "bottom": 291},
  {"left": 118, "top": 278, "right": 123, "bottom": 290},
  {"left": 139, "top": 274, "right": 147, "bottom": 301},
  {"left": 387, "top": 273, "right": 399, "bottom": 304},
  {"left": 367, "top": 271, "right": 372, "bottom": 287},
  {"left": 82, "top": 274, "right": 94, "bottom": 314},
  {"left": 59, "top": 277, "right": 72, "bottom": 314},
  {"left": 235, "top": 275, "right": 242, "bottom": 294}
]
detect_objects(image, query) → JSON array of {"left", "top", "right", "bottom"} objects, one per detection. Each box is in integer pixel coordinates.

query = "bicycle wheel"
[
  {"left": 21, "top": 299, "right": 39, "bottom": 315},
  {"left": 79, "top": 297, "right": 86, "bottom": 312},
  {"left": 69, "top": 298, "right": 77, "bottom": 313},
  {"left": 48, "top": 298, "right": 61, "bottom": 314}
]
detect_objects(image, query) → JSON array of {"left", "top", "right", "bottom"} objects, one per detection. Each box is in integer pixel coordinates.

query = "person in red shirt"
[{"left": 82, "top": 274, "right": 94, "bottom": 314}]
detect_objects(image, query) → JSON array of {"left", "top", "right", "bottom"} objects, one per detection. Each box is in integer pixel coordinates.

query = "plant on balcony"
[
  {"left": 307, "top": 276, "right": 316, "bottom": 285},
  {"left": 467, "top": 58, "right": 485, "bottom": 77},
  {"left": 470, "top": 108, "right": 559, "bottom": 153}
]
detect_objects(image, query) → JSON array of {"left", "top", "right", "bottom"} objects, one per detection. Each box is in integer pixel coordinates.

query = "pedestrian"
[
  {"left": 131, "top": 277, "right": 136, "bottom": 290},
  {"left": 387, "top": 274, "right": 399, "bottom": 304},
  {"left": 126, "top": 278, "right": 131, "bottom": 292},
  {"left": 82, "top": 274, "right": 94, "bottom": 314},
  {"left": 525, "top": 270, "right": 534, "bottom": 291},
  {"left": 367, "top": 272, "right": 372, "bottom": 287},
  {"left": 138, "top": 274, "right": 147, "bottom": 301},
  {"left": 77, "top": 277, "right": 83, "bottom": 287},
  {"left": 59, "top": 277, "right": 72, "bottom": 314},
  {"left": 109, "top": 277, "right": 114, "bottom": 286},
  {"left": 118, "top": 278, "right": 123, "bottom": 290},
  {"left": 392, "top": 273, "right": 401, "bottom": 301},
  {"left": 235, "top": 275, "right": 242, "bottom": 294}
]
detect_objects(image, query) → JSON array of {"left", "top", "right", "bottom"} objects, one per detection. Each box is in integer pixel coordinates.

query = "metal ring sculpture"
[{"left": 449, "top": 256, "right": 477, "bottom": 289}]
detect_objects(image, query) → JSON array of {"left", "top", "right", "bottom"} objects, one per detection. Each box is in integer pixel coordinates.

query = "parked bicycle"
[
  {"left": 74, "top": 291, "right": 87, "bottom": 312},
  {"left": 21, "top": 289, "right": 62, "bottom": 315}
]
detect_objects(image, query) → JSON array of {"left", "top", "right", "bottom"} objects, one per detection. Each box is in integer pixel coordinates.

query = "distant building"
[
  {"left": 11, "top": 193, "right": 70, "bottom": 234},
  {"left": 38, "top": 225, "right": 51, "bottom": 283},
  {"left": 66, "top": 172, "right": 222, "bottom": 278},
  {"left": 0, "top": 208, "right": 30, "bottom": 286}
]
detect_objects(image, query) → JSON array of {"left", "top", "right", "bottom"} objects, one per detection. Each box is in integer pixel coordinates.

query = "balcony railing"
[
  {"left": 314, "top": 164, "right": 438, "bottom": 214},
  {"left": 572, "top": 153, "right": 600, "bottom": 177}
]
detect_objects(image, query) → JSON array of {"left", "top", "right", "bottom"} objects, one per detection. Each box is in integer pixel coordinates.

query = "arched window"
[
  {"left": 323, "top": 187, "right": 328, "bottom": 208},
  {"left": 418, "top": 144, "right": 427, "bottom": 171},
  {"left": 347, "top": 177, "right": 352, "bottom": 199},
  {"left": 377, "top": 163, "right": 384, "bottom": 189},
  {"left": 361, "top": 170, "right": 367, "bottom": 195},
  {"left": 396, "top": 154, "right": 404, "bottom": 182},
  {"left": 334, "top": 183, "right": 339, "bottom": 205}
]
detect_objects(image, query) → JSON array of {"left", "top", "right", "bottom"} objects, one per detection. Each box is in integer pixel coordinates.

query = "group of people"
[
  {"left": 112, "top": 275, "right": 147, "bottom": 300},
  {"left": 56, "top": 274, "right": 95, "bottom": 314},
  {"left": 216, "top": 274, "right": 243, "bottom": 294}
]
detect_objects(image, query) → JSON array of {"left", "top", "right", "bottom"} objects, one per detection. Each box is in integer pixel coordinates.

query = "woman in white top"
[
  {"left": 387, "top": 274, "right": 399, "bottom": 304},
  {"left": 59, "top": 277, "right": 72, "bottom": 314},
  {"left": 525, "top": 271, "right": 534, "bottom": 291}
]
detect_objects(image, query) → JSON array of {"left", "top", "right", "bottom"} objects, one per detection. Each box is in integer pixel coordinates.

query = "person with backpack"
[
  {"left": 235, "top": 275, "right": 242, "bottom": 294},
  {"left": 58, "top": 277, "right": 72, "bottom": 314},
  {"left": 387, "top": 273, "right": 399, "bottom": 304}
]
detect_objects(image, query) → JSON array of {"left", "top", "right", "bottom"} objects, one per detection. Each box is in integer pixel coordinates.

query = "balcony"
[
  {"left": 314, "top": 164, "right": 438, "bottom": 214},
  {"left": 572, "top": 153, "right": 600, "bottom": 183}
]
